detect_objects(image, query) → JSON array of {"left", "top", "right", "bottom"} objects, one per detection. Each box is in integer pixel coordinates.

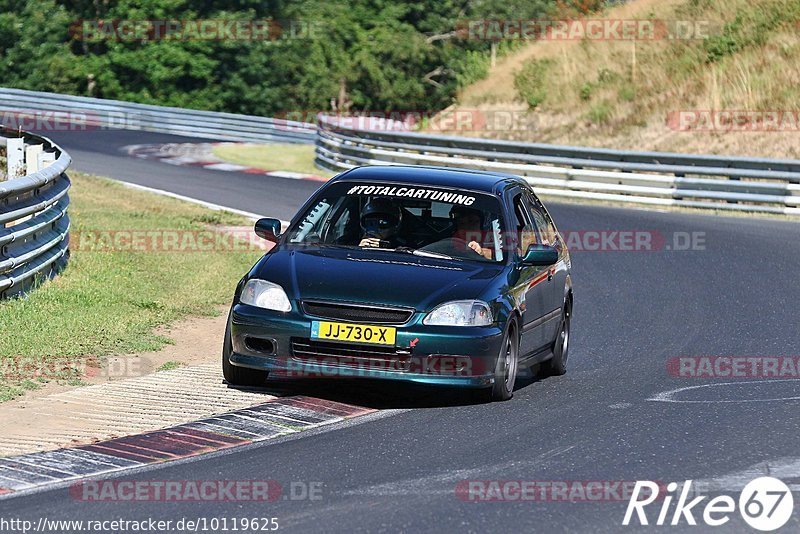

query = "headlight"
[
  {"left": 240, "top": 279, "right": 292, "bottom": 312},
  {"left": 423, "top": 300, "right": 493, "bottom": 326}
]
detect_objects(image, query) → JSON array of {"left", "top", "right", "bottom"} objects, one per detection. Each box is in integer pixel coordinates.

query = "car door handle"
[{"left": 548, "top": 267, "right": 555, "bottom": 281}]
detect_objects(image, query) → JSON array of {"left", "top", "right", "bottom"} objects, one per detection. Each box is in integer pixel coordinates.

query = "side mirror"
[
  {"left": 254, "top": 218, "right": 282, "bottom": 244},
  {"left": 522, "top": 244, "right": 558, "bottom": 266}
]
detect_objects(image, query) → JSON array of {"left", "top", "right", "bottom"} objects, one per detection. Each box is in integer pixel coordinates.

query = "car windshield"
[{"left": 286, "top": 181, "right": 505, "bottom": 263}]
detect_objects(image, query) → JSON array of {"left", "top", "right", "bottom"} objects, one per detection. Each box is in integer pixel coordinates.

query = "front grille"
[
  {"left": 290, "top": 338, "right": 411, "bottom": 372},
  {"left": 301, "top": 300, "right": 413, "bottom": 324}
]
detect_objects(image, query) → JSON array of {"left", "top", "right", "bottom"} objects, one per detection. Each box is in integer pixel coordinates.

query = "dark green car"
[{"left": 223, "top": 166, "right": 572, "bottom": 401}]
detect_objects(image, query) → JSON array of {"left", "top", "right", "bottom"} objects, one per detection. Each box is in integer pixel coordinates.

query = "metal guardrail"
[
  {"left": 0, "top": 88, "right": 316, "bottom": 144},
  {"left": 3, "top": 88, "right": 799, "bottom": 217},
  {"left": 0, "top": 129, "right": 71, "bottom": 298},
  {"left": 315, "top": 115, "right": 800, "bottom": 215}
]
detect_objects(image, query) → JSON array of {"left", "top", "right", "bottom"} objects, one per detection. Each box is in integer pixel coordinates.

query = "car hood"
[{"left": 251, "top": 246, "right": 504, "bottom": 311}]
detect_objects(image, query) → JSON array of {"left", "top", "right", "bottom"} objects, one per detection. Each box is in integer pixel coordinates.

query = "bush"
[
  {"left": 580, "top": 82, "right": 594, "bottom": 101},
  {"left": 704, "top": 2, "right": 795, "bottom": 63},
  {"left": 587, "top": 101, "right": 613, "bottom": 124},
  {"left": 454, "top": 50, "right": 491, "bottom": 89},
  {"left": 618, "top": 85, "right": 635, "bottom": 102},
  {"left": 514, "top": 58, "right": 553, "bottom": 109}
]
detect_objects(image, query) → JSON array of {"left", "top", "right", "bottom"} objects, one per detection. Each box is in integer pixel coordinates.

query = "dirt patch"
[
  {"left": 0, "top": 308, "right": 262, "bottom": 456},
  {"left": 4, "top": 308, "right": 228, "bottom": 406}
]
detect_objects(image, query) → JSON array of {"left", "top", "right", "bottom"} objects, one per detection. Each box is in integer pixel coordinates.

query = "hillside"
[{"left": 435, "top": 0, "right": 800, "bottom": 159}]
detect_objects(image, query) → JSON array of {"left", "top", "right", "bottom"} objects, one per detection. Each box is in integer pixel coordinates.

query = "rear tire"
[
  {"left": 543, "top": 301, "right": 570, "bottom": 376},
  {"left": 490, "top": 318, "right": 519, "bottom": 402},
  {"left": 222, "top": 320, "right": 269, "bottom": 386}
]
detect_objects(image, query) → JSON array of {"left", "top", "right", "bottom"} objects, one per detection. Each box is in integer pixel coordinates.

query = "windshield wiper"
[
  {"left": 360, "top": 246, "right": 454, "bottom": 260},
  {"left": 392, "top": 246, "right": 453, "bottom": 260},
  {"left": 410, "top": 249, "right": 453, "bottom": 260}
]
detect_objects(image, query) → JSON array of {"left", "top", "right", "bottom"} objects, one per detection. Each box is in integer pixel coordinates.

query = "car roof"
[{"left": 330, "top": 165, "right": 526, "bottom": 194}]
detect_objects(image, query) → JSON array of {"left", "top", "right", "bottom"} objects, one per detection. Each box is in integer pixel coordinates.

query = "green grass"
[
  {"left": 587, "top": 101, "right": 614, "bottom": 125},
  {"left": 0, "top": 173, "right": 262, "bottom": 402},
  {"left": 156, "top": 361, "right": 184, "bottom": 372},
  {"left": 0, "top": 379, "right": 40, "bottom": 403},
  {"left": 212, "top": 143, "right": 335, "bottom": 178}
]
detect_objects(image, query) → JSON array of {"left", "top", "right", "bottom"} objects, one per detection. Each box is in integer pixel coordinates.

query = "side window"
[
  {"left": 323, "top": 197, "right": 360, "bottom": 244},
  {"left": 512, "top": 194, "right": 538, "bottom": 255},
  {"left": 328, "top": 208, "right": 351, "bottom": 242},
  {"left": 289, "top": 199, "right": 332, "bottom": 243},
  {"left": 542, "top": 212, "right": 557, "bottom": 246},
  {"left": 524, "top": 192, "right": 554, "bottom": 245}
]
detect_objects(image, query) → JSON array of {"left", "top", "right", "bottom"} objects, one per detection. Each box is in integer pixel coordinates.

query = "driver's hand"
[
  {"left": 360, "top": 237, "right": 380, "bottom": 247},
  {"left": 468, "top": 241, "right": 483, "bottom": 255}
]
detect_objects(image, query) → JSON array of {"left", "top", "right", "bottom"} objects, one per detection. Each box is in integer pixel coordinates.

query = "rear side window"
[
  {"left": 512, "top": 193, "right": 539, "bottom": 255},
  {"left": 524, "top": 191, "right": 556, "bottom": 245}
]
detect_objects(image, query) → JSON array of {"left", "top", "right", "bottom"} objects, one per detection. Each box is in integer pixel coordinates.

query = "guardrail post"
[
  {"left": 25, "top": 143, "right": 43, "bottom": 174},
  {"left": 6, "top": 137, "right": 24, "bottom": 179},
  {"left": 38, "top": 151, "right": 56, "bottom": 169},
  {"left": 0, "top": 137, "right": 5, "bottom": 182}
]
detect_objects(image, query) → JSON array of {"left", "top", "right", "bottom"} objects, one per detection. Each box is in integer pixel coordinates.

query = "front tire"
[
  {"left": 222, "top": 320, "right": 269, "bottom": 386},
  {"left": 490, "top": 318, "right": 519, "bottom": 402}
]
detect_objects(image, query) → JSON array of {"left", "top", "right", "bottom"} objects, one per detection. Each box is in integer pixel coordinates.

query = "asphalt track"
[
  {"left": 51, "top": 129, "right": 320, "bottom": 221},
  {"left": 2, "top": 129, "right": 800, "bottom": 532}
]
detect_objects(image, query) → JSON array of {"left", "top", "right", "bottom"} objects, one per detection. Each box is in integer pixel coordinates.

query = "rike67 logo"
[{"left": 623, "top": 477, "right": 794, "bottom": 531}]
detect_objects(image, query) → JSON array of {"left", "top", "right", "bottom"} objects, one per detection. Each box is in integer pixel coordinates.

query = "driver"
[
  {"left": 451, "top": 205, "right": 492, "bottom": 259},
  {"left": 358, "top": 198, "right": 406, "bottom": 248}
]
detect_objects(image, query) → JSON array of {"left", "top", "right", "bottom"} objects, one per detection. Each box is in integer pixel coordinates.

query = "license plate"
[{"left": 311, "top": 321, "right": 396, "bottom": 345}]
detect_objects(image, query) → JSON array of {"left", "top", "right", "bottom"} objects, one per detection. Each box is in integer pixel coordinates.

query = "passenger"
[{"left": 450, "top": 205, "right": 492, "bottom": 260}]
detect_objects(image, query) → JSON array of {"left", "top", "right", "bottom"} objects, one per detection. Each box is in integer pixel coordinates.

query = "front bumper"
[{"left": 228, "top": 303, "right": 504, "bottom": 388}]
